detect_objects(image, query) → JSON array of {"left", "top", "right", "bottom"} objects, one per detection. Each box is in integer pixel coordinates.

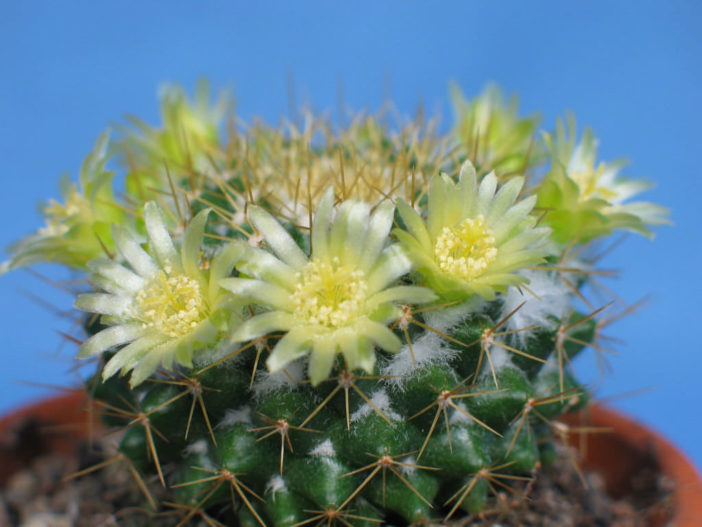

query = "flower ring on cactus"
[
  {"left": 222, "top": 188, "right": 437, "bottom": 385},
  {"left": 395, "top": 160, "right": 550, "bottom": 302},
  {"left": 74, "top": 202, "right": 243, "bottom": 387},
  {"left": 0, "top": 84, "right": 675, "bottom": 525}
]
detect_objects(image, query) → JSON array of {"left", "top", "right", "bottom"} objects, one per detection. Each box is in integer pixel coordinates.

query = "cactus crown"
[{"left": 2, "top": 82, "right": 668, "bottom": 525}]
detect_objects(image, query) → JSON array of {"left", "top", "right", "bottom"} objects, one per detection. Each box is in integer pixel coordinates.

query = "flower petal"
[
  {"left": 359, "top": 200, "right": 395, "bottom": 272},
  {"left": 266, "top": 327, "right": 312, "bottom": 374},
  {"left": 476, "top": 172, "right": 498, "bottom": 217},
  {"left": 75, "top": 293, "right": 132, "bottom": 317},
  {"left": 486, "top": 176, "right": 524, "bottom": 225},
  {"left": 456, "top": 161, "right": 478, "bottom": 218},
  {"left": 491, "top": 195, "right": 537, "bottom": 242},
  {"left": 128, "top": 341, "right": 174, "bottom": 387},
  {"left": 357, "top": 319, "right": 402, "bottom": 353},
  {"left": 144, "top": 201, "right": 181, "bottom": 271},
  {"left": 220, "top": 277, "right": 293, "bottom": 311},
  {"left": 229, "top": 311, "right": 297, "bottom": 343},
  {"left": 311, "top": 187, "right": 335, "bottom": 262},
  {"left": 396, "top": 200, "right": 432, "bottom": 251},
  {"left": 338, "top": 332, "right": 375, "bottom": 374},
  {"left": 308, "top": 337, "right": 337, "bottom": 386},
  {"left": 392, "top": 230, "right": 436, "bottom": 270},
  {"left": 88, "top": 258, "right": 145, "bottom": 294},
  {"left": 101, "top": 333, "right": 167, "bottom": 380},
  {"left": 366, "top": 285, "right": 436, "bottom": 310},
  {"left": 111, "top": 225, "right": 158, "bottom": 279},
  {"left": 249, "top": 205, "right": 307, "bottom": 269},
  {"left": 236, "top": 246, "right": 297, "bottom": 289},
  {"left": 209, "top": 243, "right": 244, "bottom": 301},
  {"left": 340, "top": 201, "right": 370, "bottom": 265},
  {"left": 182, "top": 207, "right": 210, "bottom": 279},
  {"left": 497, "top": 227, "right": 549, "bottom": 255},
  {"left": 427, "top": 174, "right": 453, "bottom": 237},
  {"left": 77, "top": 324, "right": 144, "bottom": 358},
  {"left": 367, "top": 245, "right": 412, "bottom": 293}
]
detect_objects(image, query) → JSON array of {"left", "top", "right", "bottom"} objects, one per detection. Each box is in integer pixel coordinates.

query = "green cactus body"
[
  {"left": 1, "top": 83, "right": 668, "bottom": 525},
  {"left": 94, "top": 292, "right": 597, "bottom": 525}
]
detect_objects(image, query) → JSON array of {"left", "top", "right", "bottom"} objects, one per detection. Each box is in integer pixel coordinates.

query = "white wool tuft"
[
  {"left": 398, "top": 455, "right": 417, "bottom": 476},
  {"left": 383, "top": 332, "right": 457, "bottom": 382},
  {"left": 449, "top": 401, "right": 474, "bottom": 425},
  {"left": 350, "top": 389, "right": 402, "bottom": 423},
  {"left": 218, "top": 406, "right": 252, "bottom": 427},
  {"left": 183, "top": 439, "right": 209, "bottom": 456},
  {"left": 383, "top": 297, "right": 486, "bottom": 384},
  {"left": 424, "top": 297, "right": 486, "bottom": 333},
  {"left": 253, "top": 359, "right": 305, "bottom": 398},
  {"left": 213, "top": 221, "right": 231, "bottom": 237},
  {"left": 232, "top": 209, "right": 247, "bottom": 227},
  {"left": 194, "top": 340, "right": 248, "bottom": 369},
  {"left": 309, "top": 439, "right": 336, "bottom": 458},
  {"left": 447, "top": 421, "right": 475, "bottom": 445},
  {"left": 265, "top": 475, "right": 287, "bottom": 499},
  {"left": 500, "top": 270, "right": 571, "bottom": 343},
  {"left": 486, "top": 342, "right": 513, "bottom": 372}
]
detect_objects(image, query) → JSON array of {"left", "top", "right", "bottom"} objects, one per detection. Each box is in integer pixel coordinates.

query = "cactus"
[{"left": 2, "top": 83, "right": 668, "bottom": 525}]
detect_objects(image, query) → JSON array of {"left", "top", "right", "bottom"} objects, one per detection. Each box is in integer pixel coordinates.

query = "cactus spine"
[{"left": 3, "top": 82, "right": 667, "bottom": 526}]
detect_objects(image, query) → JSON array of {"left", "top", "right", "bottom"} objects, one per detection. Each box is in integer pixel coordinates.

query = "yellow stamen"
[
  {"left": 135, "top": 268, "right": 207, "bottom": 337},
  {"left": 291, "top": 257, "right": 368, "bottom": 328},
  {"left": 39, "top": 190, "right": 92, "bottom": 236},
  {"left": 434, "top": 215, "right": 498, "bottom": 280},
  {"left": 570, "top": 162, "right": 617, "bottom": 202}
]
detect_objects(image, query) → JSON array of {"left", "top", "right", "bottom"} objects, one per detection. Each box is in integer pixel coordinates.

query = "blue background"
[{"left": 1, "top": 2, "right": 700, "bottom": 470}]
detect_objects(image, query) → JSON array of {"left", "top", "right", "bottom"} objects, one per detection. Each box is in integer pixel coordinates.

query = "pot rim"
[
  {"left": 561, "top": 404, "right": 702, "bottom": 526},
  {"left": 1, "top": 393, "right": 700, "bottom": 525}
]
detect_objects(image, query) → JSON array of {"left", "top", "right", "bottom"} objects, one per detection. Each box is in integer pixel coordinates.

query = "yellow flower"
[
  {"left": 395, "top": 161, "right": 549, "bottom": 301},
  {"left": 1, "top": 133, "right": 125, "bottom": 272},
  {"left": 222, "top": 189, "right": 436, "bottom": 385},
  {"left": 75, "top": 202, "right": 242, "bottom": 387},
  {"left": 537, "top": 119, "right": 670, "bottom": 243}
]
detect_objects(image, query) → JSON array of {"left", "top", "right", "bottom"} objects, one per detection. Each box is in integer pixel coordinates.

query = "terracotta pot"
[
  {"left": 560, "top": 405, "right": 702, "bottom": 527},
  {"left": 0, "top": 391, "right": 96, "bottom": 486},
  {"left": 1, "top": 395, "right": 700, "bottom": 525}
]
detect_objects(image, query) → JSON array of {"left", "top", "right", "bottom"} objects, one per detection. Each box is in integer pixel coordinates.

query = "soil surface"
[{"left": 0, "top": 435, "right": 674, "bottom": 527}]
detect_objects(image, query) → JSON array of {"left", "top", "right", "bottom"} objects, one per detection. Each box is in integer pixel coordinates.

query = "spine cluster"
[{"left": 1, "top": 82, "right": 667, "bottom": 525}]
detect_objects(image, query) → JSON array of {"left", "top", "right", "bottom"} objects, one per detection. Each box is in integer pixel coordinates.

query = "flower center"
[
  {"left": 434, "top": 215, "right": 498, "bottom": 280},
  {"left": 134, "top": 268, "right": 207, "bottom": 338},
  {"left": 570, "top": 162, "right": 617, "bottom": 202},
  {"left": 291, "top": 257, "right": 368, "bottom": 328},
  {"left": 39, "top": 190, "right": 92, "bottom": 236}
]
